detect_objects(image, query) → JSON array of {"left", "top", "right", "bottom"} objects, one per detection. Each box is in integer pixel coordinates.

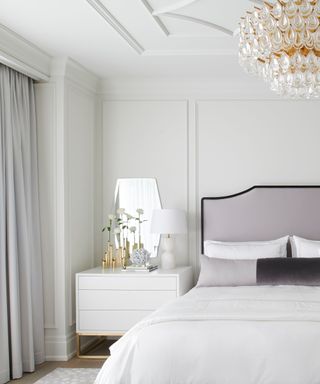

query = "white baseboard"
[
  {"left": 45, "top": 351, "right": 76, "bottom": 362},
  {"left": 45, "top": 331, "right": 76, "bottom": 361},
  {"left": 44, "top": 329, "right": 105, "bottom": 361}
]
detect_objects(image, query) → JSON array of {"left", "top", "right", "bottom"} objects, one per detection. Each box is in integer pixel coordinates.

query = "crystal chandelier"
[{"left": 239, "top": 0, "right": 320, "bottom": 98}]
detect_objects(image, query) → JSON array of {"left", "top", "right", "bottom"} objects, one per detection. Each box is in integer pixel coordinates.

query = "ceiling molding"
[
  {"left": 162, "top": 13, "right": 234, "bottom": 36},
  {"left": 142, "top": 48, "right": 236, "bottom": 56},
  {"left": 140, "top": 0, "right": 170, "bottom": 36},
  {"left": 50, "top": 57, "right": 99, "bottom": 93},
  {"left": 152, "top": 0, "right": 200, "bottom": 15},
  {"left": 0, "top": 23, "right": 51, "bottom": 80},
  {"left": 250, "top": 0, "right": 264, "bottom": 5},
  {"left": 86, "top": 0, "right": 145, "bottom": 55},
  {"left": 98, "top": 77, "right": 283, "bottom": 100},
  {"left": 0, "top": 51, "right": 49, "bottom": 81}
]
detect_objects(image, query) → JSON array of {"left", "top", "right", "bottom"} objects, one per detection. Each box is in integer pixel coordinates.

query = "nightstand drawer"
[
  {"left": 79, "top": 310, "right": 151, "bottom": 332},
  {"left": 79, "top": 290, "right": 176, "bottom": 310},
  {"left": 78, "top": 275, "right": 177, "bottom": 291}
]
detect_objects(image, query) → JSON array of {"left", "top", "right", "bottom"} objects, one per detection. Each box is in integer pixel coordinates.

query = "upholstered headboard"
[{"left": 201, "top": 186, "right": 320, "bottom": 254}]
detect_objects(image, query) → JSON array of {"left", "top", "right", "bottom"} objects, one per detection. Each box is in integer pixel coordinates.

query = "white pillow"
[
  {"left": 203, "top": 236, "right": 288, "bottom": 260},
  {"left": 291, "top": 236, "right": 320, "bottom": 258}
]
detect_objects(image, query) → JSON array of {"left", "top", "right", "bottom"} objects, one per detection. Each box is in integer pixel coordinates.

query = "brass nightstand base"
[{"left": 76, "top": 333, "right": 123, "bottom": 359}]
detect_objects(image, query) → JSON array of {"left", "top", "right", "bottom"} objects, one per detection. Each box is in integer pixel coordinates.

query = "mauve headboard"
[{"left": 201, "top": 186, "right": 320, "bottom": 254}]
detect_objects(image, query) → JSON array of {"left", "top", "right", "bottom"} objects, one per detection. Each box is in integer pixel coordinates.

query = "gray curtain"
[{"left": 0, "top": 64, "right": 45, "bottom": 383}]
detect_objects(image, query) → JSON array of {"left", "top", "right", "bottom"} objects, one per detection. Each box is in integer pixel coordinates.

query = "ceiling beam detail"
[
  {"left": 140, "top": 0, "right": 170, "bottom": 36},
  {"left": 162, "top": 13, "right": 234, "bottom": 36},
  {"left": 86, "top": 0, "right": 145, "bottom": 54},
  {"left": 250, "top": 0, "right": 264, "bottom": 5},
  {"left": 152, "top": 0, "right": 200, "bottom": 16}
]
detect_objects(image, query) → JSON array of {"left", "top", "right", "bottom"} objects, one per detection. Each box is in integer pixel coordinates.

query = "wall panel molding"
[
  {"left": 64, "top": 82, "right": 96, "bottom": 329},
  {"left": 99, "top": 84, "right": 320, "bottom": 281},
  {"left": 102, "top": 99, "right": 189, "bottom": 266},
  {"left": 36, "top": 65, "right": 98, "bottom": 359}
]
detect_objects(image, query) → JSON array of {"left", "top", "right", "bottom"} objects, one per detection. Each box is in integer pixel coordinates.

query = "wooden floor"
[
  {"left": 9, "top": 357, "right": 105, "bottom": 384},
  {"left": 9, "top": 340, "right": 111, "bottom": 384}
]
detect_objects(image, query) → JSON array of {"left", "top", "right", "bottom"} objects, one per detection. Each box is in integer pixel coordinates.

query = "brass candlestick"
[
  {"left": 107, "top": 242, "right": 113, "bottom": 268},
  {"left": 102, "top": 241, "right": 114, "bottom": 269},
  {"left": 116, "top": 247, "right": 123, "bottom": 268},
  {"left": 102, "top": 251, "right": 108, "bottom": 269}
]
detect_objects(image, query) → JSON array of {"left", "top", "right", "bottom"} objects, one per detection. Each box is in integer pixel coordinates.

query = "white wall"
[
  {"left": 35, "top": 59, "right": 99, "bottom": 360},
  {"left": 100, "top": 79, "right": 320, "bottom": 274},
  {"left": 198, "top": 100, "right": 320, "bottom": 196},
  {"left": 102, "top": 100, "right": 189, "bottom": 265},
  {"left": 4, "top": 18, "right": 320, "bottom": 358}
]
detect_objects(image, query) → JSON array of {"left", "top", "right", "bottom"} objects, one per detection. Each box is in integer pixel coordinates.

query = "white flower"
[
  {"left": 129, "top": 226, "right": 136, "bottom": 233},
  {"left": 126, "top": 213, "right": 134, "bottom": 220},
  {"left": 117, "top": 208, "right": 125, "bottom": 215},
  {"left": 136, "top": 208, "right": 144, "bottom": 215},
  {"left": 108, "top": 214, "right": 116, "bottom": 220},
  {"left": 114, "top": 227, "right": 121, "bottom": 234}
]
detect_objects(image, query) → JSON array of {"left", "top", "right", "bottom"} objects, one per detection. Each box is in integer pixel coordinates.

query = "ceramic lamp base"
[{"left": 161, "top": 237, "right": 175, "bottom": 270}]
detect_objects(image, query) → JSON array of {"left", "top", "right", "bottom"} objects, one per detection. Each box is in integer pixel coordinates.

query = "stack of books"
[{"left": 122, "top": 264, "right": 158, "bottom": 272}]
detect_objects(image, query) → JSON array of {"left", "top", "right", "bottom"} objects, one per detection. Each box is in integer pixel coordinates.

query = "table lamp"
[{"left": 150, "top": 209, "right": 187, "bottom": 270}]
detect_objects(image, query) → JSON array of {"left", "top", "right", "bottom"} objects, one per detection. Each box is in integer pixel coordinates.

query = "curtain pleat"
[{"left": 0, "top": 64, "right": 45, "bottom": 383}]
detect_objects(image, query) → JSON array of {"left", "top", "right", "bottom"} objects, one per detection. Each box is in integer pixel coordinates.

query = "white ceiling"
[{"left": 0, "top": 0, "right": 257, "bottom": 79}]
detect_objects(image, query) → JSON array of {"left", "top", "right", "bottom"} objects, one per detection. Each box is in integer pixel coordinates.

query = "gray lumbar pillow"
[
  {"left": 197, "top": 254, "right": 257, "bottom": 287},
  {"left": 197, "top": 254, "right": 320, "bottom": 287}
]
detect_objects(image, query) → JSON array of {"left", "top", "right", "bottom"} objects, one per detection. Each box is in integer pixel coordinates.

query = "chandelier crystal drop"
[{"left": 239, "top": 0, "right": 320, "bottom": 98}]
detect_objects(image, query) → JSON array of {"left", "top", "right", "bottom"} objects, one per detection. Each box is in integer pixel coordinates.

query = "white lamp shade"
[{"left": 150, "top": 209, "right": 187, "bottom": 235}]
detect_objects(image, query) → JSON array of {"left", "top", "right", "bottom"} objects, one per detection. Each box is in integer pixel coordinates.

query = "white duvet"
[{"left": 95, "top": 286, "right": 320, "bottom": 384}]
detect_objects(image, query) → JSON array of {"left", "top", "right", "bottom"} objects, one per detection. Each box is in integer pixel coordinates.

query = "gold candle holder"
[
  {"left": 102, "top": 243, "right": 108, "bottom": 268},
  {"left": 116, "top": 247, "right": 123, "bottom": 268},
  {"left": 121, "top": 246, "right": 127, "bottom": 269},
  {"left": 125, "top": 239, "right": 131, "bottom": 266},
  {"left": 102, "top": 252, "right": 108, "bottom": 269},
  {"left": 107, "top": 242, "right": 113, "bottom": 268},
  {"left": 102, "top": 242, "right": 115, "bottom": 269}
]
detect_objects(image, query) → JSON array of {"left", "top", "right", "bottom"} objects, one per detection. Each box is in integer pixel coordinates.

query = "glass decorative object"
[
  {"left": 130, "top": 248, "right": 151, "bottom": 267},
  {"left": 239, "top": 0, "right": 320, "bottom": 99}
]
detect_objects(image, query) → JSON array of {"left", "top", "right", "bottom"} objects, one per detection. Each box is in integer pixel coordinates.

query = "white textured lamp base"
[{"left": 161, "top": 237, "right": 175, "bottom": 270}]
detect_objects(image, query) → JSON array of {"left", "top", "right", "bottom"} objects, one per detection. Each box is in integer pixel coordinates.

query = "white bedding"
[{"left": 95, "top": 286, "right": 320, "bottom": 384}]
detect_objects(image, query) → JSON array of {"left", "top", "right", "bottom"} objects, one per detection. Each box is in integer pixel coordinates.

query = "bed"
[{"left": 95, "top": 186, "right": 320, "bottom": 384}]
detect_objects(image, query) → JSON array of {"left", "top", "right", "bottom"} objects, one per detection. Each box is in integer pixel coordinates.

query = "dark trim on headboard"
[{"left": 201, "top": 185, "right": 320, "bottom": 254}]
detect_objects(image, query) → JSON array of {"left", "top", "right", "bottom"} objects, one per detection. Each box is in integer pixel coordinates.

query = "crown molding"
[
  {"left": 0, "top": 24, "right": 51, "bottom": 80},
  {"left": 140, "top": 0, "right": 170, "bottom": 36},
  {"left": 142, "top": 48, "right": 236, "bottom": 56},
  {"left": 50, "top": 57, "right": 99, "bottom": 93},
  {"left": 98, "top": 77, "right": 294, "bottom": 100},
  {"left": 86, "top": 0, "right": 145, "bottom": 55}
]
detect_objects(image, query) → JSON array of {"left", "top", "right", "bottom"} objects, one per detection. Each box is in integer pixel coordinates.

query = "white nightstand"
[{"left": 75, "top": 266, "right": 193, "bottom": 358}]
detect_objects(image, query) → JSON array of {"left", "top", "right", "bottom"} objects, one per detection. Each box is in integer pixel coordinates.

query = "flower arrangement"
[
  {"left": 102, "top": 208, "right": 147, "bottom": 270},
  {"left": 102, "top": 214, "right": 116, "bottom": 242}
]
